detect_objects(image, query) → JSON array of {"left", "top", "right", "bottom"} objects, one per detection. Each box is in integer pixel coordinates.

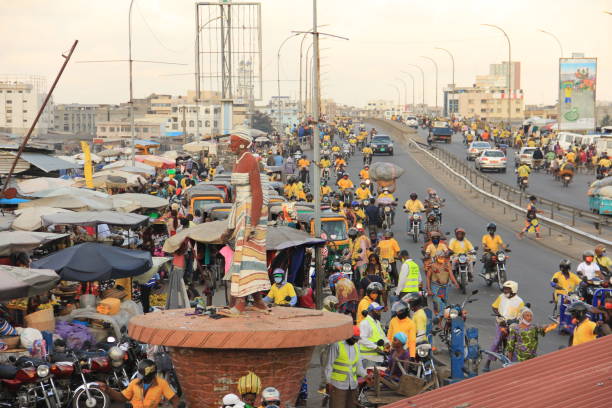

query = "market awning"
[
  {"left": 111, "top": 193, "right": 168, "bottom": 210},
  {"left": 266, "top": 226, "right": 325, "bottom": 250},
  {"left": 12, "top": 207, "right": 73, "bottom": 231},
  {"left": 41, "top": 210, "right": 149, "bottom": 227},
  {"left": 19, "top": 152, "right": 79, "bottom": 172},
  {"left": 0, "top": 265, "right": 60, "bottom": 301},
  {"left": 19, "top": 194, "right": 114, "bottom": 211},
  {"left": 0, "top": 231, "right": 68, "bottom": 256}
]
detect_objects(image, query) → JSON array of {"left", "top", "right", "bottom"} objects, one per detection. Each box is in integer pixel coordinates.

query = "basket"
[
  {"left": 0, "top": 336, "right": 20, "bottom": 350},
  {"left": 24, "top": 308, "right": 55, "bottom": 332}
]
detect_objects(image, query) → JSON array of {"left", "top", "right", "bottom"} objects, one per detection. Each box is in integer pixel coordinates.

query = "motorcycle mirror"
[
  {"left": 120, "top": 326, "right": 128, "bottom": 334},
  {"left": 107, "top": 336, "right": 116, "bottom": 343},
  {"left": 471, "top": 289, "right": 479, "bottom": 295},
  {"left": 474, "top": 246, "right": 479, "bottom": 250}
]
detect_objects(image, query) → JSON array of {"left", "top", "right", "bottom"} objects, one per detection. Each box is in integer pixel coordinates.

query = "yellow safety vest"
[
  {"left": 400, "top": 260, "right": 420, "bottom": 293},
  {"left": 330, "top": 341, "right": 359, "bottom": 382},
  {"left": 359, "top": 316, "right": 385, "bottom": 357}
]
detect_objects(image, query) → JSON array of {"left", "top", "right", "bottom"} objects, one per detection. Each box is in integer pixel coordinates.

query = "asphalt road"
[{"left": 423, "top": 127, "right": 595, "bottom": 211}]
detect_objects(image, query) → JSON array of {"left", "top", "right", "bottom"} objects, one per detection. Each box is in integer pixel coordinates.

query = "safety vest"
[
  {"left": 330, "top": 341, "right": 359, "bottom": 382},
  {"left": 400, "top": 260, "right": 420, "bottom": 293},
  {"left": 359, "top": 316, "right": 386, "bottom": 357}
]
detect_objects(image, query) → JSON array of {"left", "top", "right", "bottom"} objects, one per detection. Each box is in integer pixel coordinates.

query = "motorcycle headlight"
[
  {"left": 414, "top": 214, "right": 420, "bottom": 220},
  {"left": 497, "top": 254, "right": 506, "bottom": 262},
  {"left": 342, "top": 263, "right": 352, "bottom": 273},
  {"left": 458, "top": 254, "right": 467, "bottom": 263},
  {"left": 416, "top": 344, "right": 431, "bottom": 358},
  {"left": 109, "top": 346, "right": 126, "bottom": 361},
  {"left": 37, "top": 365, "right": 50, "bottom": 378},
  {"left": 449, "top": 309, "right": 459, "bottom": 319}
]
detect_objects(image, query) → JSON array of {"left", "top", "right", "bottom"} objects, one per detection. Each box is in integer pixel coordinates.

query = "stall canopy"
[
  {"left": 0, "top": 214, "right": 16, "bottom": 231},
  {"left": 19, "top": 194, "right": 114, "bottom": 211},
  {"left": 32, "top": 242, "right": 152, "bottom": 281},
  {"left": 13, "top": 207, "right": 73, "bottom": 231},
  {"left": 0, "top": 231, "right": 68, "bottom": 256},
  {"left": 18, "top": 177, "right": 74, "bottom": 194},
  {"left": 163, "top": 221, "right": 324, "bottom": 253},
  {"left": 111, "top": 193, "right": 168, "bottom": 210},
  {"left": 183, "top": 141, "right": 213, "bottom": 153},
  {"left": 28, "top": 187, "right": 109, "bottom": 199},
  {"left": 135, "top": 155, "right": 175, "bottom": 169},
  {"left": 0, "top": 265, "right": 60, "bottom": 301},
  {"left": 41, "top": 210, "right": 149, "bottom": 228},
  {"left": 102, "top": 160, "right": 155, "bottom": 174},
  {"left": 19, "top": 153, "right": 80, "bottom": 172}
]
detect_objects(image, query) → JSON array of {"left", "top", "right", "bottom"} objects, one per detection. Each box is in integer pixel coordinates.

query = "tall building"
[
  {"left": 54, "top": 104, "right": 98, "bottom": 136},
  {"left": 0, "top": 75, "right": 54, "bottom": 136}
]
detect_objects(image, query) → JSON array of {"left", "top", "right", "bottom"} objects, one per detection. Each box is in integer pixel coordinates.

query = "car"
[
  {"left": 475, "top": 149, "right": 507, "bottom": 173},
  {"left": 371, "top": 134, "right": 394, "bottom": 155},
  {"left": 514, "top": 147, "right": 537, "bottom": 167},
  {"left": 466, "top": 141, "right": 491, "bottom": 161},
  {"left": 405, "top": 116, "right": 418, "bottom": 128}
]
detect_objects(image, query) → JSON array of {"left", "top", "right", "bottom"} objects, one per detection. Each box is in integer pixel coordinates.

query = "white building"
[
  {"left": 54, "top": 104, "right": 98, "bottom": 136},
  {"left": 266, "top": 97, "right": 299, "bottom": 129},
  {"left": 0, "top": 75, "right": 54, "bottom": 136}
]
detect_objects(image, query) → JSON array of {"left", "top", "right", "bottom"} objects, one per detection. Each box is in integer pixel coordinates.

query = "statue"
[{"left": 225, "top": 127, "right": 270, "bottom": 314}]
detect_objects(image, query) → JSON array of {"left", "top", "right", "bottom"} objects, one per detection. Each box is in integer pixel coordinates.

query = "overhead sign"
[{"left": 559, "top": 58, "right": 596, "bottom": 131}]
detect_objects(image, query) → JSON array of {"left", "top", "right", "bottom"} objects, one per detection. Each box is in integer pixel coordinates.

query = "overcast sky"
[{"left": 2, "top": 0, "right": 611, "bottom": 108}]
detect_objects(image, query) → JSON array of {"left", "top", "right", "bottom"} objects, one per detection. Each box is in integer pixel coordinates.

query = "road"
[{"left": 420, "top": 127, "right": 595, "bottom": 211}]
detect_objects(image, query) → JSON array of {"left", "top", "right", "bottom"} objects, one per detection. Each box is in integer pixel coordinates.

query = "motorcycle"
[
  {"left": 561, "top": 173, "right": 572, "bottom": 187},
  {"left": 381, "top": 203, "right": 396, "bottom": 231},
  {"left": 321, "top": 167, "right": 330, "bottom": 182},
  {"left": 341, "top": 188, "right": 354, "bottom": 207},
  {"left": 425, "top": 200, "right": 444, "bottom": 224},
  {"left": 517, "top": 176, "right": 528, "bottom": 191},
  {"left": 405, "top": 212, "right": 421, "bottom": 243},
  {"left": 0, "top": 357, "right": 62, "bottom": 408},
  {"left": 452, "top": 248, "right": 478, "bottom": 295},
  {"left": 363, "top": 154, "right": 372, "bottom": 166},
  {"left": 481, "top": 249, "right": 510, "bottom": 290},
  {"left": 549, "top": 290, "right": 582, "bottom": 335}
]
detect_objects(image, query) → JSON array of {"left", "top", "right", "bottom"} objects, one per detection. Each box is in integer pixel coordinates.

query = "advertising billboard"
[{"left": 559, "top": 58, "right": 597, "bottom": 131}]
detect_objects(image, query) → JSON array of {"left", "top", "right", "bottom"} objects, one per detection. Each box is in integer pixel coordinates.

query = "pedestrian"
[
  {"left": 364, "top": 199, "right": 380, "bottom": 237},
  {"left": 506, "top": 307, "right": 557, "bottom": 362},
  {"left": 517, "top": 195, "right": 543, "bottom": 239},
  {"left": 325, "top": 326, "right": 365, "bottom": 408},
  {"left": 395, "top": 250, "right": 422, "bottom": 302}
]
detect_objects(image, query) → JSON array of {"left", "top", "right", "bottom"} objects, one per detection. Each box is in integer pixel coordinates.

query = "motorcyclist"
[
  {"left": 331, "top": 200, "right": 342, "bottom": 213},
  {"left": 261, "top": 387, "right": 283, "bottom": 408},
  {"left": 358, "top": 302, "right": 390, "bottom": 366},
  {"left": 377, "top": 187, "right": 396, "bottom": 226},
  {"left": 484, "top": 280, "right": 524, "bottom": 372},
  {"left": 404, "top": 193, "right": 425, "bottom": 231},
  {"left": 359, "top": 165, "right": 370, "bottom": 181},
  {"left": 532, "top": 147, "right": 544, "bottom": 169},
  {"left": 357, "top": 281, "right": 384, "bottom": 324},
  {"left": 263, "top": 268, "right": 297, "bottom": 306},
  {"left": 481, "top": 222, "right": 507, "bottom": 279},
  {"left": 334, "top": 156, "right": 347, "bottom": 173},
  {"left": 568, "top": 302, "right": 598, "bottom": 346},
  {"left": 550, "top": 259, "right": 582, "bottom": 303},
  {"left": 362, "top": 144, "right": 373, "bottom": 165},
  {"left": 448, "top": 227, "right": 476, "bottom": 282},
  {"left": 377, "top": 187, "right": 394, "bottom": 201},
  {"left": 297, "top": 155, "right": 311, "bottom": 184},
  {"left": 423, "top": 213, "right": 442, "bottom": 242},
  {"left": 424, "top": 188, "right": 444, "bottom": 223},
  {"left": 337, "top": 174, "right": 354, "bottom": 195},
  {"left": 516, "top": 162, "right": 531, "bottom": 186},
  {"left": 320, "top": 180, "right": 332, "bottom": 197},
  {"left": 594, "top": 245, "right": 611, "bottom": 276},
  {"left": 387, "top": 301, "right": 417, "bottom": 359},
  {"left": 576, "top": 250, "right": 603, "bottom": 280},
  {"left": 319, "top": 155, "right": 332, "bottom": 179},
  {"left": 355, "top": 182, "right": 372, "bottom": 201},
  {"left": 403, "top": 292, "right": 429, "bottom": 344}
]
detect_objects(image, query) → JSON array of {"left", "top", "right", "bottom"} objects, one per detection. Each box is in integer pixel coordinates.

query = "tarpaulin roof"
[
  {"left": 32, "top": 242, "right": 152, "bottom": 281},
  {"left": 0, "top": 265, "right": 60, "bottom": 301},
  {"left": 19, "top": 194, "right": 114, "bottom": 211},
  {"left": 18, "top": 177, "right": 74, "bottom": 194},
  {"left": 0, "top": 231, "right": 68, "bottom": 256},
  {"left": 13, "top": 207, "right": 73, "bottom": 231},
  {"left": 383, "top": 335, "right": 612, "bottom": 408},
  {"left": 134, "top": 139, "right": 160, "bottom": 146},
  {"left": 0, "top": 214, "right": 16, "bottom": 231},
  {"left": 266, "top": 225, "right": 325, "bottom": 250},
  {"left": 19, "top": 152, "right": 79, "bottom": 172},
  {"left": 111, "top": 193, "right": 168, "bottom": 209},
  {"left": 41, "top": 210, "right": 149, "bottom": 227}
]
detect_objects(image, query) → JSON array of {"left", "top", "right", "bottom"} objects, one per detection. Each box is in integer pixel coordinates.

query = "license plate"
[
  {"left": 490, "top": 160, "right": 499, "bottom": 164},
  {"left": 380, "top": 148, "right": 385, "bottom": 151}
]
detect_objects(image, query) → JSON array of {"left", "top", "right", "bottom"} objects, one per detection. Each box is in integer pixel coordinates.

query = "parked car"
[
  {"left": 515, "top": 147, "right": 537, "bottom": 167},
  {"left": 475, "top": 149, "right": 507, "bottom": 173},
  {"left": 466, "top": 141, "right": 491, "bottom": 161},
  {"left": 371, "top": 134, "right": 394, "bottom": 155}
]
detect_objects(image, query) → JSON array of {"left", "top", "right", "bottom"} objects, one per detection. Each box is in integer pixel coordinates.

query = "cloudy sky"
[{"left": 2, "top": 0, "right": 611, "bottom": 108}]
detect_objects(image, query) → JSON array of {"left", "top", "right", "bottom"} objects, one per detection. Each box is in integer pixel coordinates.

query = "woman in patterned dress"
[{"left": 506, "top": 307, "right": 557, "bottom": 362}]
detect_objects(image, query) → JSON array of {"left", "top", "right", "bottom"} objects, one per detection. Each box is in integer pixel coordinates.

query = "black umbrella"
[{"left": 31, "top": 243, "right": 152, "bottom": 282}]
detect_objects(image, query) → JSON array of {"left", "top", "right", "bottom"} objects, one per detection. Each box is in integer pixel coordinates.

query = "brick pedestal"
[{"left": 128, "top": 307, "right": 352, "bottom": 408}]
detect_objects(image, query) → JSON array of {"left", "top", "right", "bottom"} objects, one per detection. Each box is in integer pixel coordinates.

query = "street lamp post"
[
  {"left": 277, "top": 33, "right": 299, "bottom": 133},
  {"left": 421, "top": 56, "right": 439, "bottom": 114},
  {"left": 406, "top": 64, "right": 425, "bottom": 113},
  {"left": 304, "top": 42, "right": 314, "bottom": 116},
  {"left": 400, "top": 71, "right": 416, "bottom": 112},
  {"left": 395, "top": 77, "right": 408, "bottom": 112},
  {"left": 128, "top": 0, "right": 135, "bottom": 165},
  {"left": 537, "top": 29, "right": 564, "bottom": 58},
  {"left": 299, "top": 33, "right": 310, "bottom": 120},
  {"left": 389, "top": 84, "right": 401, "bottom": 112},
  {"left": 434, "top": 47, "right": 455, "bottom": 88},
  {"left": 482, "top": 24, "right": 512, "bottom": 128}
]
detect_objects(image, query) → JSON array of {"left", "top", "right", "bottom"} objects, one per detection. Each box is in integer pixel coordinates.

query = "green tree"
[{"left": 252, "top": 111, "right": 273, "bottom": 134}]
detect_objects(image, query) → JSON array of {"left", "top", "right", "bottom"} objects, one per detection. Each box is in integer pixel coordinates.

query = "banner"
[
  {"left": 80, "top": 141, "right": 94, "bottom": 189},
  {"left": 559, "top": 58, "right": 596, "bottom": 131}
]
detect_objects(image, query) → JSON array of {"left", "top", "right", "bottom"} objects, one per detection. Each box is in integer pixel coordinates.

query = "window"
[
  {"left": 109, "top": 127, "right": 115, "bottom": 132},
  {"left": 6, "top": 100, "right": 11, "bottom": 104},
  {"left": 100, "top": 127, "right": 107, "bottom": 132},
  {"left": 64, "top": 114, "right": 68, "bottom": 120},
  {"left": 143, "top": 127, "right": 149, "bottom": 132},
  {"left": 205, "top": 120, "right": 210, "bottom": 127},
  {"left": 18, "top": 90, "right": 22, "bottom": 93},
  {"left": 205, "top": 108, "right": 210, "bottom": 114},
  {"left": 468, "top": 99, "right": 474, "bottom": 104},
  {"left": 172, "top": 107, "right": 178, "bottom": 113},
  {"left": 213, "top": 120, "right": 218, "bottom": 128},
  {"left": 6, "top": 90, "right": 11, "bottom": 93},
  {"left": 516, "top": 108, "right": 520, "bottom": 113},
  {"left": 6, "top": 119, "right": 11, "bottom": 123},
  {"left": 135, "top": 127, "right": 141, "bottom": 132},
  {"left": 172, "top": 117, "right": 177, "bottom": 122},
  {"left": 198, "top": 120, "right": 202, "bottom": 127},
  {"left": 181, "top": 120, "right": 186, "bottom": 127},
  {"left": 22, "top": 110, "right": 27, "bottom": 113},
  {"left": 480, "top": 99, "right": 487, "bottom": 104},
  {"left": 189, "top": 120, "right": 194, "bottom": 127},
  {"left": 172, "top": 124, "right": 178, "bottom": 130},
  {"left": 497, "top": 108, "right": 501, "bottom": 113},
  {"left": 5, "top": 109, "right": 11, "bottom": 114},
  {"left": 480, "top": 108, "right": 487, "bottom": 113},
  {"left": 64, "top": 125, "right": 69, "bottom": 131}
]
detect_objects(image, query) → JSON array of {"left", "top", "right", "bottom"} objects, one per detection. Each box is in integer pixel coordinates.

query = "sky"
[{"left": 1, "top": 0, "right": 611, "bottom": 108}]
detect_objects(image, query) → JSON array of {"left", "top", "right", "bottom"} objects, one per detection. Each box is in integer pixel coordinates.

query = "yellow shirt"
[
  {"left": 298, "top": 159, "right": 310, "bottom": 169},
  {"left": 337, "top": 178, "right": 354, "bottom": 190},
  {"left": 266, "top": 282, "right": 297, "bottom": 305},
  {"left": 404, "top": 199, "right": 425, "bottom": 213},
  {"left": 359, "top": 169, "right": 370, "bottom": 180},
  {"left": 355, "top": 208, "right": 366, "bottom": 221},
  {"left": 362, "top": 147, "right": 373, "bottom": 155},
  {"left": 320, "top": 159, "right": 331, "bottom": 168},
  {"left": 551, "top": 271, "right": 582, "bottom": 300},
  {"left": 378, "top": 238, "right": 400, "bottom": 260},
  {"left": 598, "top": 158, "right": 611, "bottom": 168},
  {"left": 284, "top": 184, "right": 292, "bottom": 198},
  {"left": 566, "top": 152, "right": 576, "bottom": 163},
  {"left": 331, "top": 146, "right": 341, "bottom": 152},
  {"left": 321, "top": 185, "right": 332, "bottom": 196},
  {"left": 121, "top": 377, "right": 175, "bottom": 408},
  {"left": 448, "top": 238, "right": 474, "bottom": 255},
  {"left": 349, "top": 138, "right": 357, "bottom": 144},
  {"left": 425, "top": 242, "right": 448, "bottom": 257},
  {"left": 335, "top": 159, "right": 346, "bottom": 167},
  {"left": 378, "top": 193, "right": 394, "bottom": 200},
  {"left": 596, "top": 255, "right": 611, "bottom": 270},
  {"left": 413, "top": 308, "right": 428, "bottom": 343},
  {"left": 355, "top": 187, "right": 371, "bottom": 200},
  {"left": 387, "top": 316, "right": 417, "bottom": 358},
  {"left": 482, "top": 234, "right": 503, "bottom": 252},
  {"left": 517, "top": 165, "right": 531, "bottom": 178},
  {"left": 357, "top": 296, "right": 373, "bottom": 324},
  {"left": 527, "top": 139, "right": 536, "bottom": 147},
  {"left": 572, "top": 320, "right": 597, "bottom": 346}
]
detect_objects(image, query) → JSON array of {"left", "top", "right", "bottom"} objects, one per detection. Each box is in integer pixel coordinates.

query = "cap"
[
  {"left": 368, "top": 302, "right": 384, "bottom": 312},
  {"left": 352, "top": 325, "right": 360, "bottom": 337},
  {"left": 222, "top": 394, "right": 245, "bottom": 408}
]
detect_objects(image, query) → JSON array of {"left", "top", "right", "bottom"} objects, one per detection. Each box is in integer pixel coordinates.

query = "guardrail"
[{"left": 371, "top": 118, "right": 612, "bottom": 247}]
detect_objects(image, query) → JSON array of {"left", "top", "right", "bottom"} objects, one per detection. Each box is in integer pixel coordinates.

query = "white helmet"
[
  {"left": 502, "top": 280, "right": 518, "bottom": 294},
  {"left": 261, "top": 387, "right": 280, "bottom": 403}
]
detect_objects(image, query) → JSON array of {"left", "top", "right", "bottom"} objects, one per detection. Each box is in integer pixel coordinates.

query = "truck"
[{"left": 431, "top": 121, "right": 453, "bottom": 143}]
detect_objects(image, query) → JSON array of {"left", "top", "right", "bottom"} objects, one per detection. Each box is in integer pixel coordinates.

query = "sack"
[
  {"left": 24, "top": 308, "right": 55, "bottom": 333},
  {"left": 369, "top": 162, "right": 404, "bottom": 182}
]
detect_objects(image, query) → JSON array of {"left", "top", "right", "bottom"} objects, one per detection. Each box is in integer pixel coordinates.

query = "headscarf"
[
  {"left": 393, "top": 332, "right": 407, "bottom": 345},
  {"left": 230, "top": 126, "right": 253, "bottom": 147},
  {"left": 519, "top": 307, "right": 533, "bottom": 327}
]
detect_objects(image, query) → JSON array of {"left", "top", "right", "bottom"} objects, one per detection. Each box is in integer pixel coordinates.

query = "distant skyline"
[{"left": 1, "top": 0, "right": 611, "bottom": 108}]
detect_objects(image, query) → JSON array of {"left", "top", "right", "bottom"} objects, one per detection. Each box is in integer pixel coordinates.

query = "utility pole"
[
  {"left": 395, "top": 78, "right": 408, "bottom": 112},
  {"left": 401, "top": 71, "right": 416, "bottom": 112},
  {"left": 299, "top": 33, "right": 309, "bottom": 120},
  {"left": 421, "top": 56, "right": 439, "bottom": 114},
  {"left": 406, "top": 64, "right": 425, "bottom": 113},
  {"left": 129, "top": 0, "right": 136, "bottom": 165}
]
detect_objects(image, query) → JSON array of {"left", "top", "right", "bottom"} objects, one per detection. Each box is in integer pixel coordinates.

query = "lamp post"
[
  {"left": 299, "top": 33, "right": 310, "bottom": 120},
  {"left": 277, "top": 33, "right": 300, "bottom": 133},
  {"left": 405, "top": 64, "right": 425, "bottom": 113},
  {"left": 395, "top": 77, "right": 408, "bottom": 112},
  {"left": 128, "top": 0, "right": 135, "bottom": 165},
  {"left": 434, "top": 47, "right": 455, "bottom": 88},
  {"left": 482, "top": 24, "right": 512, "bottom": 128},
  {"left": 400, "top": 71, "right": 416, "bottom": 112},
  {"left": 304, "top": 42, "right": 314, "bottom": 116},
  {"left": 537, "top": 29, "right": 563, "bottom": 58},
  {"left": 389, "top": 84, "right": 401, "bottom": 112},
  {"left": 421, "top": 56, "right": 439, "bottom": 114}
]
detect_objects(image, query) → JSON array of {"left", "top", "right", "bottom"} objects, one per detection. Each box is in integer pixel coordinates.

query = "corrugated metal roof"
[
  {"left": 18, "top": 153, "right": 78, "bottom": 172},
  {"left": 0, "top": 151, "right": 30, "bottom": 174},
  {"left": 384, "top": 335, "right": 612, "bottom": 408}
]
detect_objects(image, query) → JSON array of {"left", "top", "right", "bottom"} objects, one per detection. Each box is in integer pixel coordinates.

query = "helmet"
[
  {"left": 427, "top": 213, "right": 436, "bottom": 221},
  {"left": 362, "top": 199, "right": 369, "bottom": 206},
  {"left": 223, "top": 394, "right": 243, "bottom": 408},
  {"left": 427, "top": 188, "right": 437, "bottom": 196},
  {"left": 559, "top": 259, "right": 571, "bottom": 271},
  {"left": 567, "top": 302, "right": 589, "bottom": 321},
  {"left": 137, "top": 359, "right": 157, "bottom": 382},
  {"left": 382, "top": 187, "right": 390, "bottom": 192},
  {"left": 261, "top": 387, "right": 281, "bottom": 405},
  {"left": 429, "top": 231, "right": 441, "bottom": 238},
  {"left": 594, "top": 245, "right": 606, "bottom": 256},
  {"left": 237, "top": 371, "right": 262, "bottom": 395},
  {"left": 348, "top": 228, "right": 358, "bottom": 238},
  {"left": 583, "top": 250, "right": 595, "bottom": 258},
  {"left": 323, "top": 295, "right": 339, "bottom": 312},
  {"left": 486, "top": 222, "right": 497, "bottom": 232},
  {"left": 366, "top": 282, "right": 383, "bottom": 295},
  {"left": 410, "top": 193, "right": 417, "bottom": 200},
  {"left": 332, "top": 200, "right": 340, "bottom": 208},
  {"left": 384, "top": 230, "right": 393, "bottom": 238},
  {"left": 502, "top": 280, "right": 518, "bottom": 294},
  {"left": 391, "top": 302, "right": 409, "bottom": 319},
  {"left": 401, "top": 292, "right": 423, "bottom": 308},
  {"left": 455, "top": 227, "right": 465, "bottom": 236}
]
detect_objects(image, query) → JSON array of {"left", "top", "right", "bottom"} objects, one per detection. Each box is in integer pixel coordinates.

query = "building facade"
[
  {"left": 54, "top": 104, "right": 98, "bottom": 136},
  {"left": 266, "top": 97, "right": 299, "bottom": 129},
  {"left": 0, "top": 75, "right": 53, "bottom": 136}
]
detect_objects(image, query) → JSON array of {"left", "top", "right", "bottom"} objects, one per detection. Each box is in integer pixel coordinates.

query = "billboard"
[{"left": 559, "top": 58, "right": 596, "bottom": 131}]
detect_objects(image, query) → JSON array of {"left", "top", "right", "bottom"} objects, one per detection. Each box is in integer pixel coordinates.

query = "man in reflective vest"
[
  {"left": 325, "top": 326, "right": 365, "bottom": 408},
  {"left": 395, "top": 250, "right": 422, "bottom": 298},
  {"left": 358, "top": 302, "right": 390, "bottom": 367}
]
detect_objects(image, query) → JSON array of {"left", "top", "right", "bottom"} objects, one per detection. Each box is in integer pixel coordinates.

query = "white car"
[
  {"left": 466, "top": 141, "right": 491, "bottom": 161},
  {"left": 514, "top": 147, "right": 537, "bottom": 167},
  {"left": 405, "top": 116, "right": 418, "bottom": 128},
  {"left": 475, "top": 149, "right": 507, "bottom": 173}
]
